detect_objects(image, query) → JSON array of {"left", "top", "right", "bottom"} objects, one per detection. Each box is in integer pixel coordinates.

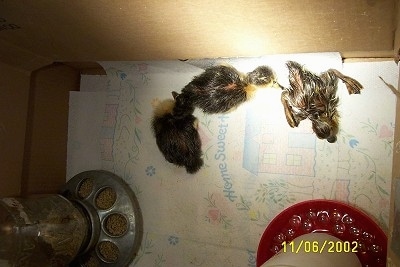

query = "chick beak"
[
  {"left": 171, "top": 91, "right": 179, "bottom": 99},
  {"left": 273, "top": 81, "right": 285, "bottom": 90}
]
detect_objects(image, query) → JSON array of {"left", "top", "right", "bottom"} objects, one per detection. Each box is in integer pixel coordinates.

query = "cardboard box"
[
  {"left": 0, "top": 0, "right": 398, "bottom": 65},
  {"left": 1, "top": 0, "right": 399, "bottom": 265}
]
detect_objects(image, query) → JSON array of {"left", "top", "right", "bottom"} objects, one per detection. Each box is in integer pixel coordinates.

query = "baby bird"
[
  {"left": 175, "top": 65, "right": 282, "bottom": 114},
  {"left": 151, "top": 92, "right": 203, "bottom": 174},
  {"left": 281, "top": 61, "right": 363, "bottom": 143}
]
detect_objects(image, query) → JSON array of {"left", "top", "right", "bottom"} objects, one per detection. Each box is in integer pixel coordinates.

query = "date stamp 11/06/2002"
[{"left": 281, "top": 240, "right": 358, "bottom": 254}]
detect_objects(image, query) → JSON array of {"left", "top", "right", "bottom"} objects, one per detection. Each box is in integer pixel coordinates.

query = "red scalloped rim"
[{"left": 256, "top": 199, "right": 387, "bottom": 267}]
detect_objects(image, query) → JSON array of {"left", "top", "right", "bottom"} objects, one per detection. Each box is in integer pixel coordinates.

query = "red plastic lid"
[{"left": 256, "top": 199, "right": 387, "bottom": 267}]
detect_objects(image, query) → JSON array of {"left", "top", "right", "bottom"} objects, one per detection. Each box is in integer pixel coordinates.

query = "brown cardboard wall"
[
  {"left": 0, "top": 62, "right": 30, "bottom": 197},
  {"left": 0, "top": 0, "right": 397, "bottom": 64},
  {"left": 21, "top": 63, "right": 80, "bottom": 195},
  {"left": 0, "top": 39, "right": 52, "bottom": 72},
  {"left": 394, "top": 0, "right": 400, "bottom": 62}
]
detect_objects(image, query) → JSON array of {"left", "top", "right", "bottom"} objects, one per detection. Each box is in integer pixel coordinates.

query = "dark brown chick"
[
  {"left": 151, "top": 93, "right": 203, "bottom": 174},
  {"left": 281, "top": 61, "right": 363, "bottom": 143},
  {"left": 177, "top": 65, "right": 282, "bottom": 114}
]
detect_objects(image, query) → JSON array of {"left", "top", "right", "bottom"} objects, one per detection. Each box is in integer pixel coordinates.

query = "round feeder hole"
[
  {"left": 95, "top": 187, "right": 117, "bottom": 210},
  {"left": 103, "top": 213, "right": 128, "bottom": 237},
  {"left": 97, "top": 241, "right": 119, "bottom": 263},
  {"left": 77, "top": 178, "right": 94, "bottom": 199}
]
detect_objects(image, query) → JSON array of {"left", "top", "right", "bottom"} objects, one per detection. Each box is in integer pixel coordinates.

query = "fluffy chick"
[
  {"left": 177, "top": 65, "right": 281, "bottom": 114},
  {"left": 151, "top": 95, "right": 203, "bottom": 174},
  {"left": 281, "top": 61, "right": 363, "bottom": 143}
]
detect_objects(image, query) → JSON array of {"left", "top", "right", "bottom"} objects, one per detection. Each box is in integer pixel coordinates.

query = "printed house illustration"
[{"left": 243, "top": 108, "right": 316, "bottom": 176}]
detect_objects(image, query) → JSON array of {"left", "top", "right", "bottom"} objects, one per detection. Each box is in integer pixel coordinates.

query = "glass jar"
[{"left": 0, "top": 195, "right": 89, "bottom": 267}]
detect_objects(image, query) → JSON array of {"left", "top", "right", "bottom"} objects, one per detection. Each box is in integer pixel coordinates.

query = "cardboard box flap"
[
  {"left": 0, "top": 0, "right": 397, "bottom": 62},
  {"left": 394, "top": 0, "right": 400, "bottom": 62},
  {"left": 0, "top": 39, "right": 52, "bottom": 72}
]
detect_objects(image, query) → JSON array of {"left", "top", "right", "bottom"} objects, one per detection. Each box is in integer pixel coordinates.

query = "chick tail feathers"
[{"left": 185, "top": 157, "right": 204, "bottom": 174}]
